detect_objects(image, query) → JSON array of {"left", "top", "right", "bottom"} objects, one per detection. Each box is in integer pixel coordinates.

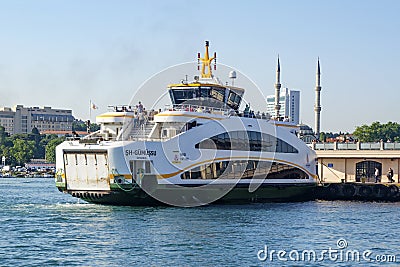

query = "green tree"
[
  {"left": 319, "top": 132, "right": 326, "bottom": 142},
  {"left": 0, "top": 126, "right": 8, "bottom": 145},
  {"left": 10, "top": 139, "right": 35, "bottom": 165},
  {"left": 29, "top": 127, "right": 43, "bottom": 158},
  {"left": 72, "top": 120, "right": 87, "bottom": 131},
  {"left": 45, "top": 138, "right": 65, "bottom": 163},
  {"left": 0, "top": 145, "right": 15, "bottom": 166},
  {"left": 72, "top": 120, "right": 100, "bottom": 132},
  {"left": 353, "top": 121, "right": 400, "bottom": 142}
]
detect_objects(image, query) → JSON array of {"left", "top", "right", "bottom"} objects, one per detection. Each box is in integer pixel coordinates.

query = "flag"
[{"left": 90, "top": 101, "right": 98, "bottom": 110}]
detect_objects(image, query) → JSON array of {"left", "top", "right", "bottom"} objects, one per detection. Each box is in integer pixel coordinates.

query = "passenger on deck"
[
  {"left": 249, "top": 110, "right": 255, "bottom": 118},
  {"left": 133, "top": 112, "right": 139, "bottom": 128},
  {"left": 261, "top": 112, "right": 267, "bottom": 120},
  {"left": 244, "top": 104, "right": 250, "bottom": 117},
  {"left": 138, "top": 112, "right": 145, "bottom": 127},
  {"left": 137, "top": 101, "right": 144, "bottom": 113}
]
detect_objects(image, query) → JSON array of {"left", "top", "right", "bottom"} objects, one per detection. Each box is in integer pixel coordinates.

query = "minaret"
[
  {"left": 274, "top": 56, "right": 281, "bottom": 119},
  {"left": 314, "top": 58, "right": 322, "bottom": 137}
]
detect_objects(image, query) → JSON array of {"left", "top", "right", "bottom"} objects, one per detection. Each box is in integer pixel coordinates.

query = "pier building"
[{"left": 311, "top": 141, "right": 400, "bottom": 183}]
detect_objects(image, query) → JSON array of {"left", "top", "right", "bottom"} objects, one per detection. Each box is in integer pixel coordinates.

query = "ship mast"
[{"left": 198, "top": 41, "right": 217, "bottom": 78}]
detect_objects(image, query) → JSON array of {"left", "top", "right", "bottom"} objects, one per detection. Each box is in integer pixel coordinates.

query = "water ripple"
[{"left": 0, "top": 178, "right": 399, "bottom": 266}]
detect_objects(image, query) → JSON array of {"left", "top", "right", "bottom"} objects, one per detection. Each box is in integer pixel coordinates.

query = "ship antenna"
[{"left": 198, "top": 40, "right": 216, "bottom": 78}]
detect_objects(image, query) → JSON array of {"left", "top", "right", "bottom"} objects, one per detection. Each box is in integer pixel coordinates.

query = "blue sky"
[{"left": 1, "top": 0, "right": 399, "bottom": 132}]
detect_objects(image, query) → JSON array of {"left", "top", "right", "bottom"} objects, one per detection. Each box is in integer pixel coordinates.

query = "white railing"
[
  {"left": 164, "top": 104, "right": 272, "bottom": 120},
  {"left": 164, "top": 104, "right": 230, "bottom": 116},
  {"left": 312, "top": 141, "right": 400, "bottom": 150}
]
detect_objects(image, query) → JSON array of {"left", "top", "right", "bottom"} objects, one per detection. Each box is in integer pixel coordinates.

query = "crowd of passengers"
[
  {"left": 114, "top": 102, "right": 291, "bottom": 128},
  {"left": 114, "top": 102, "right": 159, "bottom": 128}
]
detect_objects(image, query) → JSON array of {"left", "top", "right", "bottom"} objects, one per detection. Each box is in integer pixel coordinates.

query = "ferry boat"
[{"left": 55, "top": 42, "right": 318, "bottom": 206}]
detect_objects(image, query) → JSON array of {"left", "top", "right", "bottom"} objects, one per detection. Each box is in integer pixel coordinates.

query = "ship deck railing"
[
  {"left": 164, "top": 104, "right": 273, "bottom": 120},
  {"left": 104, "top": 103, "right": 280, "bottom": 122},
  {"left": 311, "top": 141, "right": 400, "bottom": 150},
  {"left": 66, "top": 104, "right": 295, "bottom": 143}
]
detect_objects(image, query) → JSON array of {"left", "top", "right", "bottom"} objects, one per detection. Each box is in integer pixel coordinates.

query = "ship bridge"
[
  {"left": 168, "top": 41, "right": 244, "bottom": 111},
  {"left": 168, "top": 83, "right": 244, "bottom": 110}
]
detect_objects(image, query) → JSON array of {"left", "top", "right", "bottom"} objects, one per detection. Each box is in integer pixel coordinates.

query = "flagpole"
[{"left": 89, "top": 100, "right": 92, "bottom": 123}]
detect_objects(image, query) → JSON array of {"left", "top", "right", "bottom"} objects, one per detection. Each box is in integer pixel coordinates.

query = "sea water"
[{"left": 0, "top": 178, "right": 399, "bottom": 266}]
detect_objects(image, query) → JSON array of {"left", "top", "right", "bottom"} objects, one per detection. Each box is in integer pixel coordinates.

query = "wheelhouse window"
[
  {"left": 170, "top": 88, "right": 197, "bottom": 104},
  {"left": 227, "top": 91, "right": 241, "bottom": 110},
  {"left": 168, "top": 86, "right": 243, "bottom": 109}
]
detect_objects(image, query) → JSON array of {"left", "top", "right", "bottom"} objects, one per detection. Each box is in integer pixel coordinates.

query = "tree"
[
  {"left": 353, "top": 121, "right": 400, "bottom": 142},
  {"left": 319, "top": 132, "right": 326, "bottom": 142},
  {"left": 0, "top": 126, "right": 8, "bottom": 145},
  {"left": 31, "top": 127, "right": 40, "bottom": 135},
  {"left": 73, "top": 119, "right": 100, "bottom": 132},
  {"left": 10, "top": 139, "right": 35, "bottom": 165},
  {"left": 45, "top": 137, "right": 65, "bottom": 163},
  {"left": 29, "top": 127, "right": 43, "bottom": 158}
]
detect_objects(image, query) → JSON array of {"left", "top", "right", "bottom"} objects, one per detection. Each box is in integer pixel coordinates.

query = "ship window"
[
  {"left": 230, "top": 131, "right": 239, "bottom": 150},
  {"left": 210, "top": 88, "right": 225, "bottom": 102},
  {"left": 227, "top": 91, "right": 241, "bottom": 109},
  {"left": 190, "top": 167, "right": 201, "bottom": 179},
  {"left": 180, "top": 160, "right": 308, "bottom": 180},
  {"left": 196, "top": 138, "right": 216, "bottom": 149},
  {"left": 195, "top": 130, "right": 298, "bottom": 153},
  {"left": 171, "top": 89, "right": 197, "bottom": 104},
  {"left": 200, "top": 88, "right": 210, "bottom": 98},
  {"left": 145, "top": 161, "right": 152, "bottom": 173}
]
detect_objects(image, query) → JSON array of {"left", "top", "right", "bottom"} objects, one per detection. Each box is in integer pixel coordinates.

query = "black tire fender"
[
  {"left": 342, "top": 184, "right": 356, "bottom": 197},
  {"left": 358, "top": 186, "right": 372, "bottom": 197}
]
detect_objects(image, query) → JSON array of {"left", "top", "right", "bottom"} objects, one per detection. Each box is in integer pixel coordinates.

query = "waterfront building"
[
  {"left": 297, "top": 124, "right": 317, "bottom": 143},
  {"left": 0, "top": 107, "right": 15, "bottom": 134},
  {"left": 0, "top": 105, "right": 74, "bottom": 134},
  {"left": 311, "top": 141, "right": 400, "bottom": 183},
  {"left": 266, "top": 87, "right": 300, "bottom": 124}
]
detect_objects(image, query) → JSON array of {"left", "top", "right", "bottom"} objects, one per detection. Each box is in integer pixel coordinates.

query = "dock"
[{"left": 316, "top": 182, "right": 400, "bottom": 201}]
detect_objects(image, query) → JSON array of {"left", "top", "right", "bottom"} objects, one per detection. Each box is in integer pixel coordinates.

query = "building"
[
  {"left": 297, "top": 124, "right": 317, "bottom": 143},
  {"left": 266, "top": 87, "right": 300, "bottom": 124},
  {"left": 0, "top": 105, "right": 75, "bottom": 135},
  {"left": 0, "top": 107, "right": 15, "bottom": 134},
  {"left": 311, "top": 141, "right": 400, "bottom": 183}
]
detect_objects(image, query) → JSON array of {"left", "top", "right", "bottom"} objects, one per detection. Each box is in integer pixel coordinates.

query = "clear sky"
[{"left": 1, "top": 0, "right": 399, "bottom": 132}]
